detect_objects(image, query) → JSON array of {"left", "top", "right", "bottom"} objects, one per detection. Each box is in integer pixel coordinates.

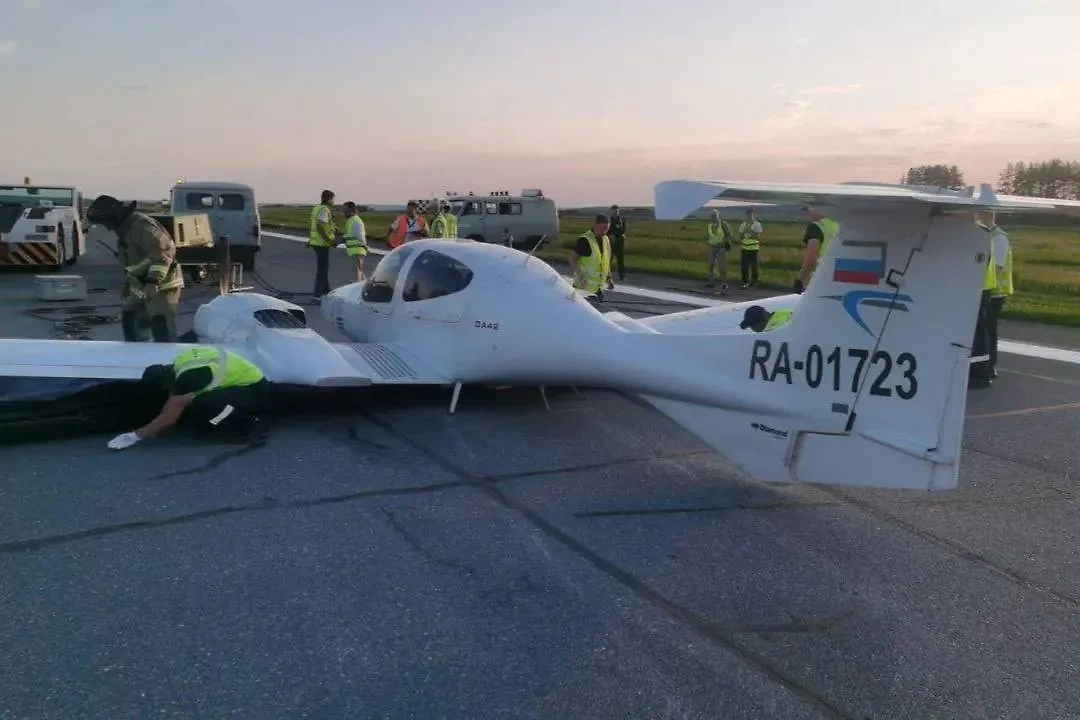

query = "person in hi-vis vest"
[
  {"left": 387, "top": 200, "right": 429, "bottom": 247},
  {"left": 308, "top": 189, "right": 338, "bottom": 299},
  {"left": 794, "top": 206, "right": 840, "bottom": 293},
  {"left": 341, "top": 201, "right": 369, "bottom": 283},
  {"left": 738, "top": 208, "right": 763, "bottom": 288}
]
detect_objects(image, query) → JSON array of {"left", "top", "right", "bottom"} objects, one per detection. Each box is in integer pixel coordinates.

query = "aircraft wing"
[
  {"left": 0, "top": 338, "right": 451, "bottom": 388},
  {"left": 654, "top": 179, "right": 1080, "bottom": 220}
]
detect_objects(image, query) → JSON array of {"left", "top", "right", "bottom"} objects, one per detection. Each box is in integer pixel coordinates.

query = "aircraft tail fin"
[{"left": 629, "top": 179, "right": 1080, "bottom": 491}]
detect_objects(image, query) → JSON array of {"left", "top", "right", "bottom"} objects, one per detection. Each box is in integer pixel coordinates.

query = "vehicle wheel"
[
  {"left": 54, "top": 225, "right": 66, "bottom": 270},
  {"left": 240, "top": 249, "right": 255, "bottom": 271},
  {"left": 466, "top": 234, "right": 486, "bottom": 243},
  {"left": 66, "top": 225, "right": 80, "bottom": 266}
]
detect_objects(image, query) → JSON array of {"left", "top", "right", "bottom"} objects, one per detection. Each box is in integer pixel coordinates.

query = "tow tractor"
[{"left": 0, "top": 180, "right": 86, "bottom": 268}]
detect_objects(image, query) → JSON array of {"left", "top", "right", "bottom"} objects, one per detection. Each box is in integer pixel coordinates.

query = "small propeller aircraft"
[{"left": 2, "top": 180, "right": 1078, "bottom": 492}]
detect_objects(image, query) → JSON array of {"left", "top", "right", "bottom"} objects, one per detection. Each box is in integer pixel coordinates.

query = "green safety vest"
[
  {"left": 573, "top": 230, "right": 609, "bottom": 294},
  {"left": 309, "top": 204, "right": 335, "bottom": 248},
  {"left": 739, "top": 221, "right": 761, "bottom": 251},
  {"left": 706, "top": 220, "right": 730, "bottom": 246},
  {"left": 344, "top": 215, "right": 367, "bottom": 257},
  {"left": 988, "top": 226, "right": 1013, "bottom": 297},
  {"left": 172, "top": 347, "right": 264, "bottom": 396},
  {"left": 431, "top": 212, "right": 457, "bottom": 239},
  {"left": 813, "top": 218, "right": 840, "bottom": 266},
  {"left": 982, "top": 233, "right": 997, "bottom": 292},
  {"left": 765, "top": 309, "right": 793, "bottom": 330}
]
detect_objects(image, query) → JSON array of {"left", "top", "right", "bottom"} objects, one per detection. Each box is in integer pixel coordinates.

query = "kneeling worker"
[
  {"left": 739, "top": 305, "right": 792, "bottom": 332},
  {"left": 106, "top": 346, "right": 271, "bottom": 450}
]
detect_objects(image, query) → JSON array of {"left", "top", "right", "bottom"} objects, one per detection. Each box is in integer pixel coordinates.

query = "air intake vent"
[{"left": 254, "top": 308, "right": 306, "bottom": 329}]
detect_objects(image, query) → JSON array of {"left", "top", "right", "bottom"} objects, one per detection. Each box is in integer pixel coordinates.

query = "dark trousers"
[
  {"left": 312, "top": 245, "right": 330, "bottom": 297},
  {"left": 180, "top": 380, "right": 272, "bottom": 440},
  {"left": 971, "top": 290, "right": 992, "bottom": 378},
  {"left": 611, "top": 236, "right": 626, "bottom": 280},
  {"left": 987, "top": 295, "right": 1005, "bottom": 370},
  {"left": 741, "top": 248, "right": 759, "bottom": 285}
]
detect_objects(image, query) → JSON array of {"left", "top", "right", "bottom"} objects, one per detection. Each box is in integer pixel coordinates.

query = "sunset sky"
[{"left": 2, "top": 0, "right": 1078, "bottom": 205}]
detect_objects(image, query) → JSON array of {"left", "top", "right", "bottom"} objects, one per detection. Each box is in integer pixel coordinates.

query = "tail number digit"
[{"left": 749, "top": 340, "right": 918, "bottom": 399}]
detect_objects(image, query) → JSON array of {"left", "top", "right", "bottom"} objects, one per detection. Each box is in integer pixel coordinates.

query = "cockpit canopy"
[{"left": 361, "top": 247, "right": 474, "bottom": 304}]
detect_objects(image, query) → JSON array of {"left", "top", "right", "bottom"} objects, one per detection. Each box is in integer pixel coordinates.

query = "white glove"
[{"left": 107, "top": 431, "right": 141, "bottom": 450}]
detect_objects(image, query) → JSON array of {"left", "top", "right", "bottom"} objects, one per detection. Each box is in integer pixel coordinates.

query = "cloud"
[
  {"left": 794, "top": 37, "right": 809, "bottom": 45},
  {"left": 20, "top": 0, "right": 41, "bottom": 11},
  {"left": 797, "top": 84, "right": 865, "bottom": 95},
  {"left": 764, "top": 99, "right": 812, "bottom": 129},
  {"left": 0, "top": 40, "right": 14, "bottom": 56}
]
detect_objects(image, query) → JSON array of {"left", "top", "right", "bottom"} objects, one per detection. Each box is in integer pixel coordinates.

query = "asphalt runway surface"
[{"left": 2, "top": 233, "right": 1080, "bottom": 719}]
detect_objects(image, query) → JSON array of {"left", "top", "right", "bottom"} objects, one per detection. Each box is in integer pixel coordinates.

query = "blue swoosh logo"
[{"left": 838, "top": 290, "right": 913, "bottom": 335}]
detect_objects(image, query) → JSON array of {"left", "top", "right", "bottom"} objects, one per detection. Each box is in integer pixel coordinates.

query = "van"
[
  {"left": 169, "top": 180, "right": 260, "bottom": 270},
  {"left": 445, "top": 189, "right": 559, "bottom": 251}
]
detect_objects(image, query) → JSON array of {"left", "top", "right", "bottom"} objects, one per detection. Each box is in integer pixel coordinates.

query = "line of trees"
[
  {"left": 901, "top": 158, "right": 1080, "bottom": 200},
  {"left": 901, "top": 158, "right": 1080, "bottom": 226}
]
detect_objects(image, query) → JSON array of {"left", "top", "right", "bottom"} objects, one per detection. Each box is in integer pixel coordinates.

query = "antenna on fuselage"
[{"left": 522, "top": 234, "right": 549, "bottom": 266}]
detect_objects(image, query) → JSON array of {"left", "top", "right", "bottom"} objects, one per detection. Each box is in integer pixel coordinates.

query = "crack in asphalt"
[
  {"left": 0, "top": 480, "right": 465, "bottom": 555},
  {"left": 817, "top": 486, "right": 1080, "bottom": 612},
  {"left": 574, "top": 493, "right": 1072, "bottom": 518},
  {"left": 352, "top": 410, "right": 856, "bottom": 720}
]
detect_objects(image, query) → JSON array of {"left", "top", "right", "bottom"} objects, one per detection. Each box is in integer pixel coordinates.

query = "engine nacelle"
[
  {"left": 192, "top": 293, "right": 368, "bottom": 386},
  {"left": 193, "top": 292, "right": 307, "bottom": 343}
]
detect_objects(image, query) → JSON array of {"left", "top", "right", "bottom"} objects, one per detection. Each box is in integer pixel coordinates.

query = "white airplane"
[{"left": 2, "top": 180, "right": 1078, "bottom": 492}]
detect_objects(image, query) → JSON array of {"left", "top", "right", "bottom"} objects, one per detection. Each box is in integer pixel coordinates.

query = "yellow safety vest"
[
  {"left": 172, "top": 347, "right": 264, "bottom": 396},
  {"left": 446, "top": 213, "right": 458, "bottom": 238},
  {"left": 431, "top": 212, "right": 454, "bottom": 238},
  {"left": 706, "top": 220, "right": 729, "bottom": 246},
  {"left": 344, "top": 215, "right": 367, "bottom": 257},
  {"left": 309, "top": 204, "right": 335, "bottom": 248},
  {"left": 982, "top": 234, "right": 998, "bottom": 292},
  {"left": 573, "top": 230, "right": 610, "bottom": 293},
  {"left": 813, "top": 218, "right": 840, "bottom": 266},
  {"left": 988, "top": 226, "right": 1014, "bottom": 297},
  {"left": 765, "top": 309, "right": 793, "bottom": 330},
  {"left": 739, "top": 221, "right": 761, "bottom": 251}
]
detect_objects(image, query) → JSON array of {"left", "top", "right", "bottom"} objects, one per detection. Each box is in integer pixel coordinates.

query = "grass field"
[{"left": 258, "top": 206, "right": 1080, "bottom": 328}]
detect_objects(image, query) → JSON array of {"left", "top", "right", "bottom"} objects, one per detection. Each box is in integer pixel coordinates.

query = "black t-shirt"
[
  {"left": 802, "top": 222, "right": 824, "bottom": 245},
  {"left": 170, "top": 366, "right": 213, "bottom": 396},
  {"left": 573, "top": 234, "right": 594, "bottom": 257}
]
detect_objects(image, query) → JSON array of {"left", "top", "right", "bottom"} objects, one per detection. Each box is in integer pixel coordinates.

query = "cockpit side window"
[
  {"left": 361, "top": 245, "right": 418, "bottom": 303},
  {"left": 401, "top": 249, "right": 474, "bottom": 302}
]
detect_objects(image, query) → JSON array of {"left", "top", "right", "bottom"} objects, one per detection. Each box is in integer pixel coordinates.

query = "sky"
[{"left": 2, "top": 0, "right": 1079, "bottom": 206}]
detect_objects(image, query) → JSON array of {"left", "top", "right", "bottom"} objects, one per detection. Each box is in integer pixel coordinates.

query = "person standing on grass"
[
  {"left": 738, "top": 208, "right": 763, "bottom": 288},
  {"left": 704, "top": 209, "right": 733, "bottom": 294},
  {"left": 608, "top": 205, "right": 628, "bottom": 283}
]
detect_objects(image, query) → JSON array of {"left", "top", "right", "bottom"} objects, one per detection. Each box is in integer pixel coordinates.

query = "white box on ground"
[{"left": 35, "top": 274, "right": 87, "bottom": 301}]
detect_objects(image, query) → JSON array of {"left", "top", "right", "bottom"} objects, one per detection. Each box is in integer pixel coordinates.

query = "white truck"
[
  {"left": 168, "top": 180, "right": 261, "bottom": 270},
  {"left": 438, "top": 189, "right": 559, "bottom": 251},
  {"left": 0, "top": 182, "right": 86, "bottom": 268}
]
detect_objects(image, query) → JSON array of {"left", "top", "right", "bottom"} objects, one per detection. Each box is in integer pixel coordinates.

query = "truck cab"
[
  {"left": 169, "top": 180, "right": 260, "bottom": 270},
  {"left": 445, "top": 189, "right": 558, "bottom": 251}
]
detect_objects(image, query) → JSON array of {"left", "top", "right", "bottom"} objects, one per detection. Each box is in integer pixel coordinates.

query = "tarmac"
[{"left": 2, "top": 231, "right": 1079, "bottom": 720}]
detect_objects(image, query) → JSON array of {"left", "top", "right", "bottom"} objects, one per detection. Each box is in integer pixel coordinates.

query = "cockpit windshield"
[
  {"left": 401, "top": 250, "right": 473, "bottom": 302},
  {"left": 361, "top": 244, "right": 419, "bottom": 303}
]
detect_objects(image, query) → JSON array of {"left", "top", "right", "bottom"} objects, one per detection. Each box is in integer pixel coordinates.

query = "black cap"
[
  {"left": 594, "top": 213, "right": 609, "bottom": 223},
  {"left": 739, "top": 305, "right": 769, "bottom": 329}
]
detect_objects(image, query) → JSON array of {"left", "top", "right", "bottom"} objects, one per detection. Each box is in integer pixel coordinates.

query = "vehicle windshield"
[{"left": 0, "top": 186, "right": 75, "bottom": 207}]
